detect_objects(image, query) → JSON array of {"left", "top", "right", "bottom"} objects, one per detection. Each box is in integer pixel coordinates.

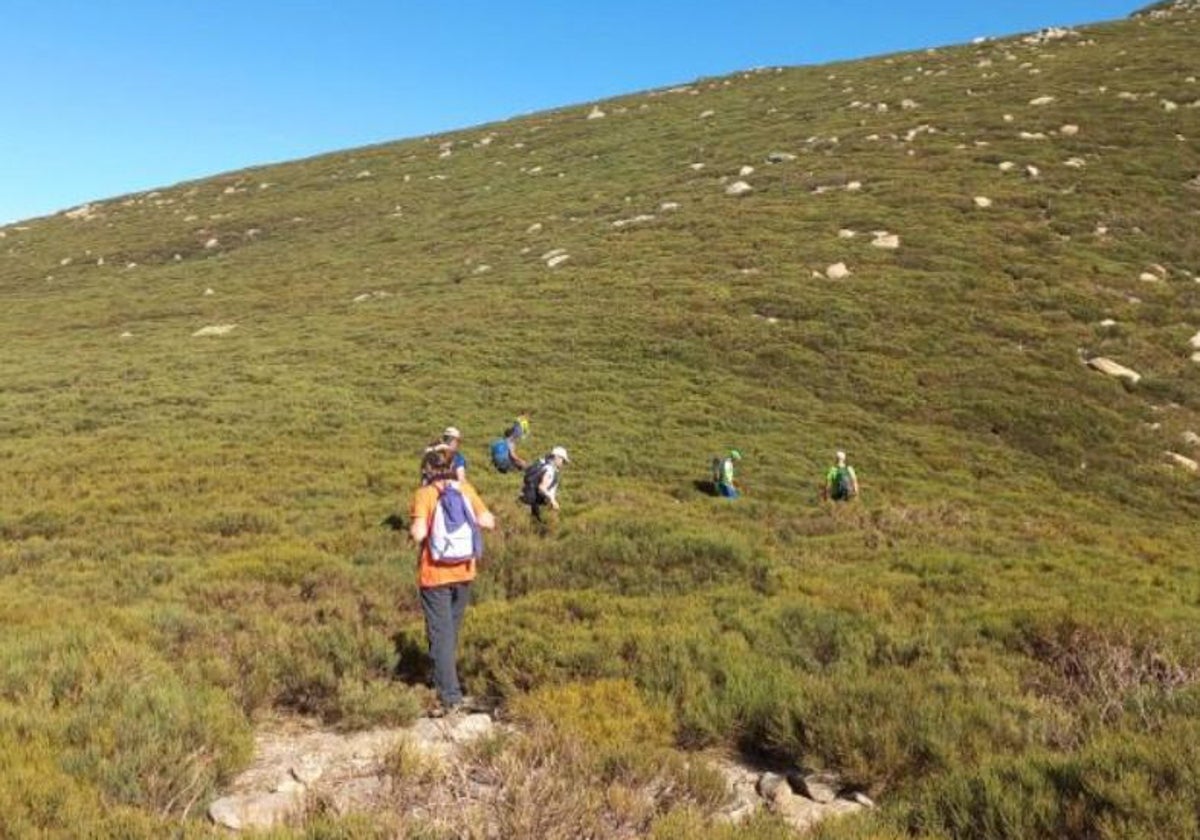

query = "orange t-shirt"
[{"left": 410, "top": 480, "right": 490, "bottom": 589}]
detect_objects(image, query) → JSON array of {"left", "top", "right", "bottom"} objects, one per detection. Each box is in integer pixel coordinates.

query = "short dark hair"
[{"left": 421, "top": 445, "right": 456, "bottom": 483}]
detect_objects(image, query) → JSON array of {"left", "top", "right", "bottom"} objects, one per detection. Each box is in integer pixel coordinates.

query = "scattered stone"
[
  {"left": 826, "top": 262, "right": 851, "bottom": 280},
  {"left": 355, "top": 170, "right": 373, "bottom": 178},
  {"left": 1165, "top": 452, "right": 1199, "bottom": 472},
  {"left": 871, "top": 232, "right": 901, "bottom": 249},
  {"left": 1099, "top": 318, "right": 1118, "bottom": 327},
  {"left": 974, "top": 196, "right": 993, "bottom": 208},
  {"left": 699, "top": 109, "right": 715, "bottom": 119},
  {"left": 546, "top": 253, "right": 571, "bottom": 268},
  {"left": 526, "top": 222, "right": 543, "bottom": 234},
  {"left": 1139, "top": 272, "right": 1162, "bottom": 283},
  {"left": 204, "top": 288, "right": 215, "bottom": 296},
  {"left": 1163, "top": 100, "right": 1179, "bottom": 112},
  {"left": 587, "top": 106, "right": 606, "bottom": 120},
  {"left": 473, "top": 265, "right": 491, "bottom": 275},
  {"left": 1087, "top": 356, "right": 1141, "bottom": 385},
  {"left": 1188, "top": 331, "right": 1200, "bottom": 350},
  {"left": 193, "top": 324, "right": 237, "bottom": 338},
  {"left": 845, "top": 181, "right": 862, "bottom": 192},
  {"left": 1025, "top": 165, "right": 1041, "bottom": 178},
  {"left": 901, "top": 98, "right": 919, "bottom": 109},
  {"left": 1019, "top": 131, "right": 1047, "bottom": 140},
  {"left": 204, "top": 237, "right": 219, "bottom": 249},
  {"left": 767, "top": 151, "right": 796, "bottom": 163},
  {"left": 1029, "top": 95, "right": 1056, "bottom": 105},
  {"left": 837, "top": 229, "right": 857, "bottom": 239},
  {"left": 659, "top": 201, "right": 680, "bottom": 212},
  {"left": 612, "top": 214, "right": 656, "bottom": 228},
  {"left": 1060, "top": 124, "right": 1080, "bottom": 135},
  {"left": 1181, "top": 431, "right": 1200, "bottom": 448},
  {"left": 739, "top": 165, "right": 755, "bottom": 177},
  {"left": 726, "top": 181, "right": 753, "bottom": 196},
  {"left": 999, "top": 161, "right": 1017, "bottom": 172},
  {"left": 119, "top": 331, "right": 133, "bottom": 340},
  {"left": 1065, "top": 157, "right": 1087, "bottom": 168},
  {"left": 790, "top": 771, "right": 840, "bottom": 804},
  {"left": 209, "top": 789, "right": 305, "bottom": 832},
  {"left": 690, "top": 163, "right": 706, "bottom": 171}
]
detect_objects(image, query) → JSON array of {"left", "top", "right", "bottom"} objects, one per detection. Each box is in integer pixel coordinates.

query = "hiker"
[
  {"left": 823, "top": 450, "right": 860, "bottom": 502},
  {"left": 409, "top": 445, "right": 495, "bottom": 714},
  {"left": 521, "top": 445, "right": 569, "bottom": 522},
  {"left": 489, "top": 418, "right": 530, "bottom": 474},
  {"left": 423, "top": 426, "right": 467, "bottom": 485},
  {"left": 714, "top": 449, "right": 742, "bottom": 499}
]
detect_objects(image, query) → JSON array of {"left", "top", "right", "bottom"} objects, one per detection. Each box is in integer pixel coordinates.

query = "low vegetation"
[{"left": 0, "top": 2, "right": 1197, "bottom": 837}]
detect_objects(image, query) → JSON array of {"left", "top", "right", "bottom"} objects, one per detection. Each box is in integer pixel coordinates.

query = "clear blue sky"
[{"left": 1, "top": 1, "right": 1141, "bottom": 225}]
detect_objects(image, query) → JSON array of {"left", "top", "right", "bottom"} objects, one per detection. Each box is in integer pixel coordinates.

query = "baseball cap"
[
  {"left": 551, "top": 445, "right": 570, "bottom": 462},
  {"left": 442, "top": 426, "right": 462, "bottom": 440}
]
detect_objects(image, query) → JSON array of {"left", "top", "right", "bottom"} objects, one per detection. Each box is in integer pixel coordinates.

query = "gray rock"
[
  {"left": 208, "top": 789, "right": 305, "bottom": 831},
  {"left": 757, "top": 772, "right": 788, "bottom": 799},
  {"left": 790, "top": 770, "right": 840, "bottom": 803},
  {"left": 1086, "top": 356, "right": 1141, "bottom": 385}
]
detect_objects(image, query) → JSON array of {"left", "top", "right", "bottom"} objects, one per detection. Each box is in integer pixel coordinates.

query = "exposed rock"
[
  {"left": 193, "top": 324, "right": 237, "bottom": 338},
  {"left": 587, "top": 106, "right": 606, "bottom": 120},
  {"left": 726, "top": 181, "right": 753, "bottom": 196},
  {"left": 768, "top": 783, "right": 864, "bottom": 834},
  {"left": 826, "top": 262, "right": 851, "bottom": 280},
  {"left": 209, "top": 789, "right": 305, "bottom": 831},
  {"left": 612, "top": 215, "right": 656, "bottom": 229},
  {"left": 204, "top": 237, "right": 220, "bottom": 249},
  {"left": 526, "top": 222, "right": 543, "bottom": 234},
  {"left": 838, "top": 229, "right": 857, "bottom": 239},
  {"left": 1065, "top": 157, "right": 1087, "bottom": 168},
  {"left": 1087, "top": 356, "right": 1141, "bottom": 385},
  {"left": 1029, "top": 95, "right": 1056, "bottom": 105},
  {"left": 1181, "top": 431, "right": 1200, "bottom": 448},
  {"left": 871, "top": 232, "right": 901, "bottom": 249},
  {"left": 659, "top": 201, "right": 680, "bottom": 212},
  {"left": 1190, "top": 331, "right": 1200, "bottom": 350},
  {"left": 1060, "top": 124, "right": 1080, "bottom": 135},
  {"left": 546, "top": 254, "right": 571, "bottom": 268},
  {"left": 974, "top": 196, "right": 993, "bottom": 208},
  {"left": 1165, "top": 452, "right": 1199, "bottom": 472},
  {"left": 789, "top": 770, "right": 840, "bottom": 804},
  {"left": 999, "top": 161, "right": 1017, "bottom": 172},
  {"left": 1025, "top": 165, "right": 1040, "bottom": 178},
  {"left": 739, "top": 165, "right": 755, "bottom": 177},
  {"left": 767, "top": 152, "right": 796, "bottom": 163}
]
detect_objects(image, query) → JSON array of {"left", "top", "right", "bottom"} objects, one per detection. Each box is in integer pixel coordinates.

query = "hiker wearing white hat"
[
  {"left": 520, "top": 445, "right": 570, "bottom": 523},
  {"left": 823, "top": 450, "right": 859, "bottom": 502},
  {"left": 420, "top": 426, "right": 468, "bottom": 485}
]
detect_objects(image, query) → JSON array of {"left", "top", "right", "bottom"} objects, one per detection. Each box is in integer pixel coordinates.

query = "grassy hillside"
[{"left": 1, "top": 2, "right": 1198, "bottom": 837}]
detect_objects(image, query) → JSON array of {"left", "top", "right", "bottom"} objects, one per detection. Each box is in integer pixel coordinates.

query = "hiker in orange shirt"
[{"left": 409, "top": 445, "right": 495, "bottom": 714}]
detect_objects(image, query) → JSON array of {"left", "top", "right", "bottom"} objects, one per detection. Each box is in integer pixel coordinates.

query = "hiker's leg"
[{"left": 420, "top": 585, "right": 462, "bottom": 706}]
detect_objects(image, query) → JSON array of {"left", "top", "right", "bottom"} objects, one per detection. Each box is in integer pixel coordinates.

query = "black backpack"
[{"left": 521, "top": 459, "right": 548, "bottom": 505}]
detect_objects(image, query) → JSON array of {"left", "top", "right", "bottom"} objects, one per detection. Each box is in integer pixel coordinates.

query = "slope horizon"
[{"left": 2, "top": 0, "right": 1149, "bottom": 227}]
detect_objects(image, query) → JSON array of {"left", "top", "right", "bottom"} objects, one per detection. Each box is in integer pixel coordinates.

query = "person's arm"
[
  {"left": 850, "top": 467, "right": 860, "bottom": 497},
  {"left": 508, "top": 441, "right": 528, "bottom": 470},
  {"left": 409, "top": 490, "right": 431, "bottom": 544},
  {"left": 453, "top": 453, "right": 467, "bottom": 483},
  {"left": 539, "top": 469, "right": 559, "bottom": 509}
]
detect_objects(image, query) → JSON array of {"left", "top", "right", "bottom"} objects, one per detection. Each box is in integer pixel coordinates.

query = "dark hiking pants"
[{"left": 420, "top": 582, "right": 471, "bottom": 706}]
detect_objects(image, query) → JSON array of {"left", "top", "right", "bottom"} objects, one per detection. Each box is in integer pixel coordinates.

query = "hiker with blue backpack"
[
  {"left": 823, "top": 450, "right": 860, "bottom": 502},
  {"left": 409, "top": 444, "right": 495, "bottom": 715},
  {"left": 713, "top": 449, "right": 742, "bottom": 498},
  {"left": 489, "top": 415, "right": 530, "bottom": 474}
]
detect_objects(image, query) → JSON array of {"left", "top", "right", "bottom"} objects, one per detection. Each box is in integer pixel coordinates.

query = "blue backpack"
[
  {"left": 428, "top": 483, "right": 483, "bottom": 563},
  {"left": 490, "top": 438, "right": 513, "bottom": 472}
]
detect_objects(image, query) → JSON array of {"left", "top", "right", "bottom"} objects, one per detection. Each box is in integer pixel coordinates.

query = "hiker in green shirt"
[
  {"left": 823, "top": 451, "right": 859, "bottom": 502},
  {"left": 716, "top": 449, "right": 742, "bottom": 499}
]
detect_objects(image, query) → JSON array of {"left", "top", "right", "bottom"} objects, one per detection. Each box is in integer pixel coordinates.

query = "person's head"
[
  {"left": 835, "top": 450, "right": 847, "bottom": 466},
  {"left": 442, "top": 426, "right": 462, "bottom": 450},
  {"left": 729, "top": 449, "right": 742, "bottom": 461},
  {"left": 550, "top": 445, "right": 570, "bottom": 466},
  {"left": 421, "top": 444, "right": 456, "bottom": 483}
]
